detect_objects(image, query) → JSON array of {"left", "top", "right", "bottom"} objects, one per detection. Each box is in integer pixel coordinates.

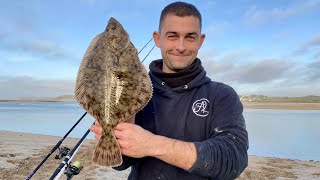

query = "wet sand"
[{"left": 1, "top": 130, "right": 320, "bottom": 179}]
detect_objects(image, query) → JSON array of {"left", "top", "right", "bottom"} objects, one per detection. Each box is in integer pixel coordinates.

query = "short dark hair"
[{"left": 159, "top": 1, "right": 202, "bottom": 32}]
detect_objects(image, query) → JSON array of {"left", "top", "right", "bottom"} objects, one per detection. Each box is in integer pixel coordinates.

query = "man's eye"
[
  {"left": 168, "top": 35, "right": 177, "bottom": 38},
  {"left": 187, "top": 36, "right": 196, "bottom": 40}
]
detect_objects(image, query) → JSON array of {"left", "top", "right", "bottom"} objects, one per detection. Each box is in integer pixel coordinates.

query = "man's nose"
[{"left": 176, "top": 38, "right": 186, "bottom": 52}]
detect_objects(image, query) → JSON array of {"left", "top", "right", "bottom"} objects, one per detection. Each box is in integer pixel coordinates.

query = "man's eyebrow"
[
  {"left": 165, "top": 32, "right": 199, "bottom": 36},
  {"left": 187, "top": 32, "right": 199, "bottom": 36},
  {"left": 165, "top": 31, "right": 178, "bottom": 35}
]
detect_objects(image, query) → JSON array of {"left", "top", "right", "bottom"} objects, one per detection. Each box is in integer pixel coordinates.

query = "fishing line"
[
  {"left": 142, "top": 45, "right": 155, "bottom": 63},
  {"left": 138, "top": 37, "right": 153, "bottom": 54}
]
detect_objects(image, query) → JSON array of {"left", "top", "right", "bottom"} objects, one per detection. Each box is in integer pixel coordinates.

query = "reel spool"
[
  {"left": 65, "top": 160, "right": 83, "bottom": 180},
  {"left": 55, "top": 147, "right": 70, "bottom": 159}
]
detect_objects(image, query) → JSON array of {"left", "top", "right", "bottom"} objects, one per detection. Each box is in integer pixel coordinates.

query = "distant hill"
[
  {"left": 49, "top": 95, "right": 75, "bottom": 101},
  {"left": 1, "top": 95, "right": 320, "bottom": 103},
  {"left": 0, "top": 95, "right": 75, "bottom": 102},
  {"left": 240, "top": 95, "right": 320, "bottom": 103}
]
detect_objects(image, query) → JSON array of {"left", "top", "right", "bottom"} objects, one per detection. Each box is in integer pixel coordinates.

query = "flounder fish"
[{"left": 75, "top": 17, "right": 153, "bottom": 166}]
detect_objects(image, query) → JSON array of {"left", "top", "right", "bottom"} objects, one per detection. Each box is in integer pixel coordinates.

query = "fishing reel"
[
  {"left": 65, "top": 161, "right": 83, "bottom": 180},
  {"left": 55, "top": 146, "right": 70, "bottom": 159}
]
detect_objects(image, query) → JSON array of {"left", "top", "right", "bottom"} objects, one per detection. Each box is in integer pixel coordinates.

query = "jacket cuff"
[
  {"left": 186, "top": 142, "right": 208, "bottom": 174},
  {"left": 112, "top": 155, "right": 135, "bottom": 171}
]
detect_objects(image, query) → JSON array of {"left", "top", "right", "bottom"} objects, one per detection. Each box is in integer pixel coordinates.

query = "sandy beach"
[{"left": 1, "top": 131, "right": 320, "bottom": 179}]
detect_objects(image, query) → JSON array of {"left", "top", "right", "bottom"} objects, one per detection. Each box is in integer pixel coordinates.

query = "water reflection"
[{"left": 244, "top": 109, "right": 320, "bottom": 161}]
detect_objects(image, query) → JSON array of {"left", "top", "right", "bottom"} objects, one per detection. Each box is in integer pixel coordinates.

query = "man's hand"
[
  {"left": 89, "top": 116, "right": 135, "bottom": 140},
  {"left": 114, "top": 123, "right": 156, "bottom": 158},
  {"left": 89, "top": 120, "right": 102, "bottom": 140},
  {"left": 114, "top": 123, "right": 196, "bottom": 170},
  {"left": 89, "top": 118, "right": 196, "bottom": 170},
  {"left": 89, "top": 119, "right": 157, "bottom": 158}
]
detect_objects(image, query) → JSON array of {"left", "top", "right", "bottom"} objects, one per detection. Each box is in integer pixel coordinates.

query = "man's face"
[{"left": 153, "top": 14, "right": 205, "bottom": 73}]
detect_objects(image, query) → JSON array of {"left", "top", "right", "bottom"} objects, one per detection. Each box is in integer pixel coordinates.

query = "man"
[{"left": 90, "top": 1, "right": 248, "bottom": 179}]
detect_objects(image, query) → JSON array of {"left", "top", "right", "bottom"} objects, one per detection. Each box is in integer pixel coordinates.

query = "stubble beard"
[{"left": 164, "top": 51, "right": 196, "bottom": 72}]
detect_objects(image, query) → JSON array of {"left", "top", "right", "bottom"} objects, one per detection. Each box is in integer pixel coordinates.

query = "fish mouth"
[
  {"left": 105, "top": 17, "right": 131, "bottom": 51},
  {"left": 107, "top": 17, "right": 119, "bottom": 30}
]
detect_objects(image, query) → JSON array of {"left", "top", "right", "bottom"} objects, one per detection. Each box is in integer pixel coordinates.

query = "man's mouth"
[{"left": 167, "top": 51, "right": 191, "bottom": 57}]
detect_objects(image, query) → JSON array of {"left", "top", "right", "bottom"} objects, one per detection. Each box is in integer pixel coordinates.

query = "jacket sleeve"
[
  {"left": 187, "top": 84, "right": 249, "bottom": 179},
  {"left": 112, "top": 155, "right": 137, "bottom": 171}
]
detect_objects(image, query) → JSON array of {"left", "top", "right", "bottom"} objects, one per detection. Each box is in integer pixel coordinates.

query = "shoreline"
[
  {"left": 1, "top": 130, "right": 320, "bottom": 179},
  {"left": 1, "top": 100, "right": 320, "bottom": 110},
  {"left": 242, "top": 102, "right": 320, "bottom": 110}
]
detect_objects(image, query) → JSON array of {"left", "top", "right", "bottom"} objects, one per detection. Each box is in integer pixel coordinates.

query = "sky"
[{"left": 1, "top": 0, "right": 320, "bottom": 99}]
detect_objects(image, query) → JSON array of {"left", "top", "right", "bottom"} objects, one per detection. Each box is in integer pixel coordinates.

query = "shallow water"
[
  {"left": 0, "top": 102, "right": 95, "bottom": 139},
  {"left": 244, "top": 109, "right": 320, "bottom": 161},
  {"left": 0, "top": 102, "right": 319, "bottom": 161}
]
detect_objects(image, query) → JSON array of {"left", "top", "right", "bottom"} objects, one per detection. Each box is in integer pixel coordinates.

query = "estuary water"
[{"left": 0, "top": 102, "right": 319, "bottom": 161}]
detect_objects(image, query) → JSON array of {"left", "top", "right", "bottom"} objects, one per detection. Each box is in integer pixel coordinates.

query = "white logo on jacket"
[{"left": 192, "top": 98, "right": 209, "bottom": 117}]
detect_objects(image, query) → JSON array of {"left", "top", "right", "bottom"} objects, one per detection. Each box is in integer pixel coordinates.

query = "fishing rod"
[
  {"left": 49, "top": 124, "right": 92, "bottom": 180},
  {"left": 25, "top": 112, "right": 87, "bottom": 180},
  {"left": 48, "top": 38, "right": 156, "bottom": 179}
]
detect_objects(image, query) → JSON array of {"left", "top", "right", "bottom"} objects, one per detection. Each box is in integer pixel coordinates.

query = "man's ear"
[
  {"left": 199, "top": 33, "right": 206, "bottom": 47},
  {"left": 153, "top": 31, "right": 161, "bottom": 48}
]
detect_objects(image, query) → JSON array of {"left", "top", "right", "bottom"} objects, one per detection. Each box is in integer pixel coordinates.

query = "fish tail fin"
[{"left": 92, "top": 125, "right": 122, "bottom": 167}]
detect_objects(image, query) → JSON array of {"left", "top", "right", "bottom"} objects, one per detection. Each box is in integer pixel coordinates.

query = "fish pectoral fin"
[{"left": 92, "top": 130, "right": 122, "bottom": 167}]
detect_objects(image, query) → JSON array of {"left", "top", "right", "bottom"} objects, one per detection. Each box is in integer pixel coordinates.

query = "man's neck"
[{"left": 149, "top": 58, "right": 203, "bottom": 88}]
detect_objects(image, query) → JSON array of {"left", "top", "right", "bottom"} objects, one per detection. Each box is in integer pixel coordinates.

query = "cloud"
[
  {"left": 203, "top": 60, "right": 234, "bottom": 75},
  {"left": 244, "top": 0, "right": 320, "bottom": 26},
  {"left": 202, "top": 50, "right": 253, "bottom": 74},
  {"left": 293, "top": 33, "right": 320, "bottom": 56},
  {"left": 203, "top": 54, "right": 320, "bottom": 96},
  {"left": 204, "top": 21, "right": 231, "bottom": 36},
  {"left": 305, "top": 59, "right": 320, "bottom": 81},
  {"left": 270, "top": 30, "right": 290, "bottom": 42},
  {"left": 229, "top": 59, "right": 293, "bottom": 83},
  {"left": 199, "top": 48, "right": 222, "bottom": 60},
  {"left": 21, "top": 40, "right": 70, "bottom": 59},
  {"left": 0, "top": 28, "right": 9, "bottom": 39},
  {"left": 315, "top": 51, "right": 320, "bottom": 59},
  {"left": 0, "top": 10, "right": 73, "bottom": 60},
  {"left": 0, "top": 76, "right": 75, "bottom": 100},
  {"left": 5, "top": 55, "right": 37, "bottom": 62},
  {"left": 237, "top": 83, "right": 320, "bottom": 97},
  {"left": 229, "top": 59, "right": 320, "bottom": 96},
  {"left": 206, "top": 58, "right": 294, "bottom": 84},
  {"left": 1, "top": 39, "right": 72, "bottom": 60}
]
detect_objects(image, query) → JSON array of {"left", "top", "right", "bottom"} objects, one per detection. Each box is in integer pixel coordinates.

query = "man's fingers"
[
  {"left": 94, "top": 120, "right": 101, "bottom": 127},
  {"left": 115, "top": 122, "right": 132, "bottom": 130},
  {"left": 125, "top": 116, "right": 135, "bottom": 124},
  {"left": 114, "top": 129, "right": 128, "bottom": 140},
  {"left": 89, "top": 125, "right": 95, "bottom": 132},
  {"left": 117, "top": 139, "right": 129, "bottom": 150},
  {"left": 94, "top": 133, "right": 101, "bottom": 140},
  {"left": 90, "top": 122, "right": 102, "bottom": 140},
  {"left": 90, "top": 124, "right": 100, "bottom": 133}
]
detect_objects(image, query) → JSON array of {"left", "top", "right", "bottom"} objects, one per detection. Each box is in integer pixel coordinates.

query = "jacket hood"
[{"left": 149, "top": 59, "right": 211, "bottom": 94}]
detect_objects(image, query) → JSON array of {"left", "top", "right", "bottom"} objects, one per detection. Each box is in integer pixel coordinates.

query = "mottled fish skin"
[{"left": 75, "top": 17, "right": 153, "bottom": 167}]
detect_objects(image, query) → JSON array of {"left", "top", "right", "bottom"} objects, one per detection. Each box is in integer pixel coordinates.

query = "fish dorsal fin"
[{"left": 74, "top": 34, "right": 101, "bottom": 107}]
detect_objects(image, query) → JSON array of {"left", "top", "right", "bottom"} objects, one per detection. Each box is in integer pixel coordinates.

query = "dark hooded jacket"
[{"left": 114, "top": 59, "right": 248, "bottom": 180}]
